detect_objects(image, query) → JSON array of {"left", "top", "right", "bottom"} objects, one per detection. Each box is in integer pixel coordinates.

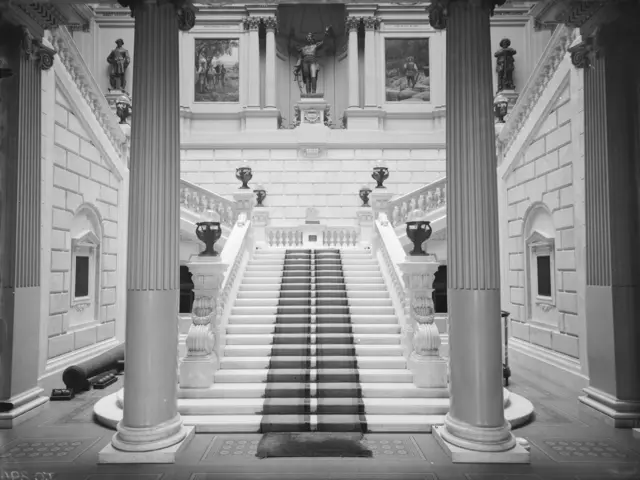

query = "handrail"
[
  {"left": 180, "top": 179, "right": 237, "bottom": 228},
  {"left": 49, "top": 27, "right": 128, "bottom": 163},
  {"left": 387, "top": 176, "right": 447, "bottom": 227}
]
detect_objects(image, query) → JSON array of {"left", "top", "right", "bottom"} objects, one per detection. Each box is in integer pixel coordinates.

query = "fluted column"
[
  {"left": 101, "top": 0, "right": 196, "bottom": 459},
  {"left": 429, "top": 0, "right": 521, "bottom": 457},
  {"left": 363, "top": 17, "right": 380, "bottom": 107},
  {"left": 346, "top": 16, "right": 360, "bottom": 108},
  {"left": 244, "top": 17, "right": 261, "bottom": 108},
  {"left": 264, "top": 17, "right": 277, "bottom": 108},
  {"left": 574, "top": 19, "right": 640, "bottom": 426},
  {"left": 0, "top": 25, "right": 52, "bottom": 427}
]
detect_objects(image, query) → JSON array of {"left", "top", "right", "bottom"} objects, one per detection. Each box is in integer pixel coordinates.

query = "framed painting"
[
  {"left": 194, "top": 38, "right": 240, "bottom": 103},
  {"left": 385, "top": 38, "right": 430, "bottom": 103}
]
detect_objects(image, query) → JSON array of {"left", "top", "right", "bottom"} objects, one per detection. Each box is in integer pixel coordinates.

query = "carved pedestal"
[
  {"left": 251, "top": 208, "right": 270, "bottom": 247},
  {"left": 356, "top": 209, "right": 374, "bottom": 247},
  {"left": 398, "top": 257, "right": 447, "bottom": 389},
  {"left": 233, "top": 190, "right": 254, "bottom": 219},
  {"left": 295, "top": 97, "right": 329, "bottom": 128},
  {"left": 179, "top": 256, "right": 228, "bottom": 389},
  {"left": 370, "top": 190, "right": 394, "bottom": 218}
]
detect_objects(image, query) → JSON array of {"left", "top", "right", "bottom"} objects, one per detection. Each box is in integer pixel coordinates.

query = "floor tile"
[{"left": 0, "top": 438, "right": 102, "bottom": 464}]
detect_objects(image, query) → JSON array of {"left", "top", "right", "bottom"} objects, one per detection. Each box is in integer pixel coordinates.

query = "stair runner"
[{"left": 178, "top": 248, "right": 449, "bottom": 432}]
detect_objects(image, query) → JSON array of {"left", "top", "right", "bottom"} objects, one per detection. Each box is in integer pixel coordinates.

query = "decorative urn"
[
  {"left": 371, "top": 160, "right": 389, "bottom": 189},
  {"left": 405, "top": 209, "right": 432, "bottom": 256},
  {"left": 196, "top": 210, "right": 222, "bottom": 257},
  {"left": 254, "top": 185, "right": 267, "bottom": 207},
  {"left": 235, "top": 160, "right": 252, "bottom": 189},
  {"left": 359, "top": 185, "right": 372, "bottom": 207},
  {"left": 494, "top": 93, "right": 509, "bottom": 123}
]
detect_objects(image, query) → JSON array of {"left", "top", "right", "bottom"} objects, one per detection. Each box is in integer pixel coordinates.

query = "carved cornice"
[
  {"left": 49, "top": 27, "right": 129, "bottom": 164},
  {"left": 427, "top": 0, "right": 507, "bottom": 30},
  {"left": 116, "top": 0, "right": 196, "bottom": 31},
  {"left": 362, "top": 16, "right": 381, "bottom": 30},
  {"left": 497, "top": 25, "right": 577, "bottom": 158},
  {"left": 531, "top": 0, "right": 624, "bottom": 37}
]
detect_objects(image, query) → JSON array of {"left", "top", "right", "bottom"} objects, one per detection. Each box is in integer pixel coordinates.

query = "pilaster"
[
  {"left": 264, "top": 16, "right": 277, "bottom": 109},
  {"left": 346, "top": 16, "right": 361, "bottom": 108},
  {"left": 243, "top": 16, "right": 261, "bottom": 108},
  {"left": 363, "top": 16, "right": 380, "bottom": 107},
  {"left": 0, "top": 23, "right": 51, "bottom": 428}
]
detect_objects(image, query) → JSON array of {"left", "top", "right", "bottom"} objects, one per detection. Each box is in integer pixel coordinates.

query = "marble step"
[
  {"left": 220, "top": 355, "right": 406, "bottom": 369},
  {"left": 245, "top": 265, "right": 381, "bottom": 272},
  {"left": 228, "top": 314, "right": 399, "bottom": 325},
  {"left": 214, "top": 368, "right": 413, "bottom": 383},
  {"left": 223, "top": 344, "right": 404, "bottom": 356},
  {"left": 178, "top": 397, "right": 449, "bottom": 416},
  {"left": 179, "top": 382, "right": 449, "bottom": 399},
  {"left": 182, "top": 414, "right": 443, "bottom": 433},
  {"left": 236, "top": 290, "right": 390, "bottom": 299},
  {"left": 242, "top": 271, "right": 383, "bottom": 279},
  {"left": 233, "top": 298, "right": 393, "bottom": 307},
  {"left": 241, "top": 277, "right": 385, "bottom": 285},
  {"left": 231, "top": 305, "right": 395, "bottom": 316},
  {"left": 224, "top": 333, "right": 401, "bottom": 345},
  {"left": 253, "top": 251, "right": 372, "bottom": 257},
  {"left": 239, "top": 283, "right": 388, "bottom": 292},
  {"left": 225, "top": 324, "right": 400, "bottom": 335}
]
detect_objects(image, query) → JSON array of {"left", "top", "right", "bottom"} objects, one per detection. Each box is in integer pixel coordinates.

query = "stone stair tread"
[
  {"left": 233, "top": 299, "right": 392, "bottom": 306},
  {"left": 179, "top": 398, "right": 448, "bottom": 407},
  {"left": 224, "top": 344, "right": 404, "bottom": 354},
  {"left": 227, "top": 315, "right": 399, "bottom": 324},
  {"left": 239, "top": 284, "right": 388, "bottom": 291},
  {"left": 220, "top": 356, "right": 406, "bottom": 367},
  {"left": 225, "top": 324, "right": 400, "bottom": 332}
]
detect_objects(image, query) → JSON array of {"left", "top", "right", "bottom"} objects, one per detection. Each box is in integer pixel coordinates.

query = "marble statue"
[
  {"left": 495, "top": 38, "right": 516, "bottom": 92},
  {"left": 293, "top": 27, "right": 333, "bottom": 95},
  {"left": 107, "top": 39, "right": 130, "bottom": 92}
]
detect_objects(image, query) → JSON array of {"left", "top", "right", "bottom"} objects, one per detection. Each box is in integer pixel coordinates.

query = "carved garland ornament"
[{"left": 427, "top": 0, "right": 508, "bottom": 30}]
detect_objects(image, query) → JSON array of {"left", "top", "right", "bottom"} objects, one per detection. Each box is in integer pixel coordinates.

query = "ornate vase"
[
  {"left": 254, "top": 186, "right": 267, "bottom": 207},
  {"left": 196, "top": 219, "right": 222, "bottom": 256},
  {"left": 359, "top": 186, "right": 372, "bottom": 207},
  {"left": 406, "top": 209, "right": 432, "bottom": 256},
  {"left": 235, "top": 166, "right": 252, "bottom": 189},
  {"left": 372, "top": 166, "right": 389, "bottom": 189}
]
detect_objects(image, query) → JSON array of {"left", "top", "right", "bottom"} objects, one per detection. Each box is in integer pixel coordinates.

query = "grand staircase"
[{"left": 178, "top": 248, "right": 449, "bottom": 432}]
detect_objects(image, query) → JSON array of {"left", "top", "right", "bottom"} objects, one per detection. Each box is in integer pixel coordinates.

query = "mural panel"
[
  {"left": 195, "top": 39, "right": 240, "bottom": 103},
  {"left": 385, "top": 38, "right": 430, "bottom": 103}
]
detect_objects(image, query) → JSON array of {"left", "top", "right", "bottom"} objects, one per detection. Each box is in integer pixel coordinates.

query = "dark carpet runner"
[{"left": 258, "top": 249, "right": 367, "bottom": 435}]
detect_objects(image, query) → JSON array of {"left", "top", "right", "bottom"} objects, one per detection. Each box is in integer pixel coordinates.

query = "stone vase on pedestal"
[
  {"left": 179, "top": 256, "right": 228, "bottom": 389},
  {"left": 398, "top": 257, "right": 447, "bottom": 388}
]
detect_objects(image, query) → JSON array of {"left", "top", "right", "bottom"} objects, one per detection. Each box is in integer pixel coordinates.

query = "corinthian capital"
[
  {"left": 363, "top": 16, "right": 381, "bottom": 30},
  {"left": 116, "top": 0, "right": 196, "bottom": 31},
  {"left": 427, "top": 0, "right": 507, "bottom": 30},
  {"left": 345, "top": 16, "right": 361, "bottom": 32},
  {"left": 243, "top": 16, "right": 262, "bottom": 31},
  {"left": 263, "top": 16, "right": 278, "bottom": 31}
]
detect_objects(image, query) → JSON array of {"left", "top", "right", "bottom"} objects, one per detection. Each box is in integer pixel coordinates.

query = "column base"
[
  {"left": 579, "top": 386, "right": 640, "bottom": 428},
  {"left": 99, "top": 425, "right": 195, "bottom": 464},
  {"left": 433, "top": 426, "right": 530, "bottom": 464},
  {"left": 408, "top": 352, "right": 448, "bottom": 388},
  {"left": 179, "top": 355, "right": 218, "bottom": 389},
  {"left": 0, "top": 387, "right": 49, "bottom": 429}
]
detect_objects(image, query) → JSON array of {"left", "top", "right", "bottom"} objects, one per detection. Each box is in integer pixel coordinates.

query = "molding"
[
  {"left": 50, "top": 27, "right": 128, "bottom": 181},
  {"left": 180, "top": 140, "right": 447, "bottom": 150},
  {"left": 497, "top": 24, "right": 576, "bottom": 174}
]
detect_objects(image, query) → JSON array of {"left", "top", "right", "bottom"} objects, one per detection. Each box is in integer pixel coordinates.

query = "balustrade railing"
[
  {"left": 387, "top": 177, "right": 447, "bottom": 227},
  {"left": 264, "top": 225, "right": 361, "bottom": 248},
  {"left": 322, "top": 227, "right": 360, "bottom": 248},
  {"left": 180, "top": 180, "right": 237, "bottom": 228},
  {"left": 265, "top": 227, "right": 304, "bottom": 248}
]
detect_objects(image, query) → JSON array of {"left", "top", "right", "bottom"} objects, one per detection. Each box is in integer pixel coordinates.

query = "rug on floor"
[{"left": 256, "top": 432, "right": 373, "bottom": 458}]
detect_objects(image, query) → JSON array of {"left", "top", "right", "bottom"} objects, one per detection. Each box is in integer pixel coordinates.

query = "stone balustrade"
[
  {"left": 322, "top": 227, "right": 360, "bottom": 248},
  {"left": 265, "top": 227, "right": 304, "bottom": 248},
  {"left": 388, "top": 177, "right": 447, "bottom": 227},
  {"left": 180, "top": 179, "right": 237, "bottom": 228}
]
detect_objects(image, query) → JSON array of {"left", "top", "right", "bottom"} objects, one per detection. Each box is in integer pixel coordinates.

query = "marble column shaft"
[
  {"left": 247, "top": 22, "right": 260, "bottom": 108},
  {"left": 347, "top": 20, "right": 359, "bottom": 107},
  {"left": 115, "top": 1, "right": 184, "bottom": 449},
  {"left": 581, "top": 23, "right": 640, "bottom": 419},
  {"left": 264, "top": 23, "right": 276, "bottom": 108},
  {"left": 0, "top": 27, "right": 44, "bottom": 413},
  {"left": 363, "top": 21, "right": 377, "bottom": 107},
  {"left": 443, "top": 1, "right": 514, "bottom": 451}
]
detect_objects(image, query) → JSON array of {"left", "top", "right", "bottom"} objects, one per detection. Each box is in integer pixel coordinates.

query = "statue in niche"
[
  {"left": 291, "top": 27, "right": 333, "bottom": 95},
  {"left": 107, "top": 39, "right": 130, "bottom": 92},
  {"left": 495, "top": 38, "right": 516, "bottom": 92}
]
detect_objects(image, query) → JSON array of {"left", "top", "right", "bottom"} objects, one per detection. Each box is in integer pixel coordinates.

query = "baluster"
[
  {"left": 409, "top": 197, "right": 417, "bottom": 212},
  {"left": 352, "top": 230, "right": 358, "bottom": 247},
  {"left": 442, "top": 186, "right": 447, "bottom": 205},
  {"left": 207, "top": 197, "right": 216, "bottom": 214},
  {"left": 426, "top": 190, "right": 435, "bottom": 211},
  {"left": 287, "top": 230, "right": 293, "bottom": 247},
  {"left": 199, "top": 195, "right": 207, "bottom": 213},
  {"left": 401, "top": 202, "right": 408, "bottom": 223},
  {"left": 268, "top": 230, "right": 274, "bottom": 247},
  {"left": 180, "top": 187, "right": 187, "bottom": 206},
  {"left": 333, "top": 230, "right": 338, "bottom": 247},
  {"left": 392, "top": 206, "right": 400, "bottom": 226}
]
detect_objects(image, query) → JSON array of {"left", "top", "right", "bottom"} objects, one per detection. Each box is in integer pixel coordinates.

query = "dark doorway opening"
[
  {"left": 432, "top": 265, "right": 447, "bottom": 313},
  {"left": 180, "top": 265, "right": 195, "bottom": 314}
]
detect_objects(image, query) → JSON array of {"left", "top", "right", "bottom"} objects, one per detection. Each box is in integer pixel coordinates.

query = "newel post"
[
  {"left": 179, "top": 256, "right": 228, "bottom": 388},
  {"left": 398, "top": 257, "right": 447, "bottom": 388}
]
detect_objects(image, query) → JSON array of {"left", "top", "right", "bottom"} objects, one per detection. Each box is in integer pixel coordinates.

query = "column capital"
[
  {"left": 242, "top": 16, "right": 262, "bottom": 31},
  {"left": 345, "top": 16, "right": 362, "bottom": 32},
  {"left": 116, "top": 0, "right": 196, "bottom": 31},
  {"left": 263, "top": 16, "right": 278, "bottom": 32},
  {"left": 568, "top": 39, "right": 595, "bottom": 69},
  {"left": 362, "top": 16, "right": 381, "bottom": 30},
  {"left": 427, "top": 0, "right": 507, "bottom": 30},
  {"left": 21, "top": 27, "right": 57, "bottom": 70}
]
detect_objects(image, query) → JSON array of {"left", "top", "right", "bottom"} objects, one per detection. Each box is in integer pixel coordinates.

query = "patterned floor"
[{"left": 1, "top": 368, "right": 640, "bottom": 479}]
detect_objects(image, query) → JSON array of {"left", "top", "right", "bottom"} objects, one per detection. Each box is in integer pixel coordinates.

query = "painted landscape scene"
[
  {"left": 385, "top": 38, "right": 430, "bottom": 103},
  {"left": 195, "top": 39, "right": 240, "bottom": 103}
]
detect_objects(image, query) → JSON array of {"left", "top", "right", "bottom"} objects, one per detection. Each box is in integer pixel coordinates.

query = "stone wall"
[
  {"left": 502, "top": 56, "right": 585, "bottom": 365},
  {"left": 46, "top": 84, "right": 123, "bottom": 360},
  {"left": 181, "top": 148, "right": 446, "bottom": 225}
]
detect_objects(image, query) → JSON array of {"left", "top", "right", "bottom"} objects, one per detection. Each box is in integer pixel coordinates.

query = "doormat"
[{"left": 256, "top": 432, "right": 373, "bottom": 458}]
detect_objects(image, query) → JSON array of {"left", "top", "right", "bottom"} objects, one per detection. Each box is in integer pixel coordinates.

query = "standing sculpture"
[
  {"left": 495, "top": 38, "right": 516, "bottom": 92},
  {"left": 107, "top": 39, "right": 130, "bottom": 92},
  {"left": 292, "top": 27, "right": 333, "bottom": 95}
]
